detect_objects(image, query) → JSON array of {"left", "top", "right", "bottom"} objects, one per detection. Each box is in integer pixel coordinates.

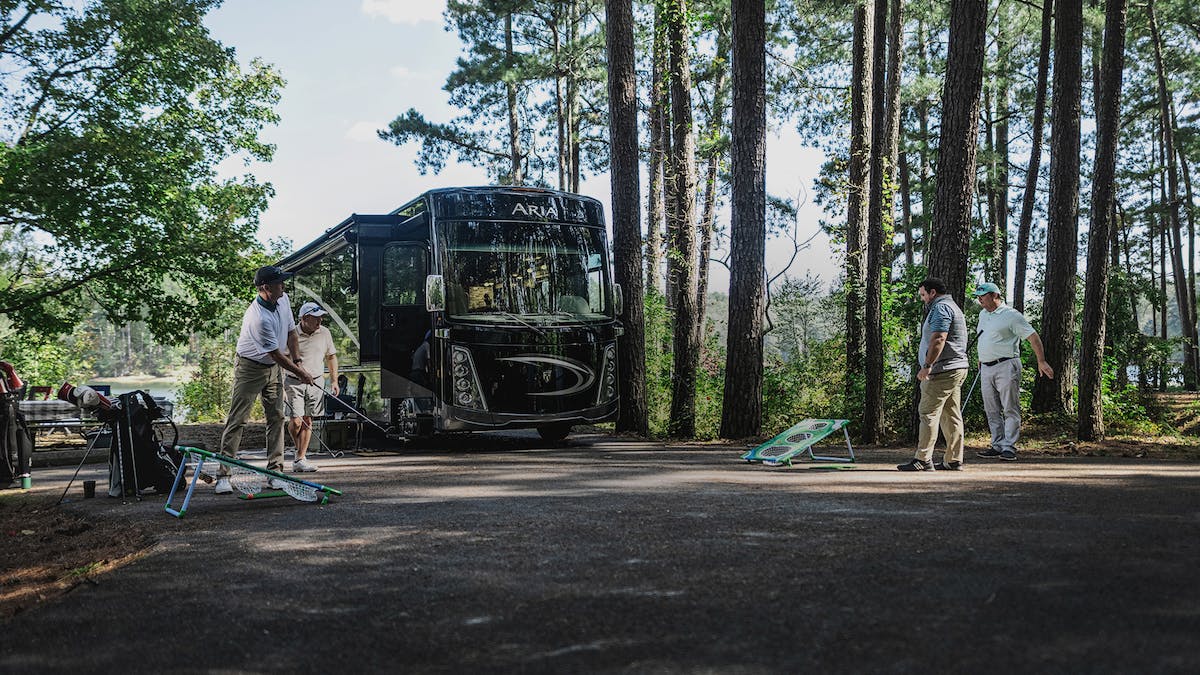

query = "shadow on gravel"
[{"left": 2, "top": 449, "right": 1197, "bottom": 673}]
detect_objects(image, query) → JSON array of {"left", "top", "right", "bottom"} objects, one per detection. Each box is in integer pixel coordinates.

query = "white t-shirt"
[
  {"left": 235, "top": 293, "right": 296, "bottom": 365},
  {"left": 294, "top": 324, "right": 337, "bottom": 383}
]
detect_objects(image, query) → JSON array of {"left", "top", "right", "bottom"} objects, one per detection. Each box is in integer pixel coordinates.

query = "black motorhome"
[{"left": 276, "top": 186, "right": 621, "bottom": 441}]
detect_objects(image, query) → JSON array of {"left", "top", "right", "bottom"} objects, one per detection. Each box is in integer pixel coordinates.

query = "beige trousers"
[
  {"left": 218, "top": 356, "right": 286, "bottom": 475},
  {"left": 915, "top": 368, "right": 968, "bottom": 464}
]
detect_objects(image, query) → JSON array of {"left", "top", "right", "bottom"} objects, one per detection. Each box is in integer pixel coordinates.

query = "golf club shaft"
[{"left": 284, "top": 375, "right": 390, "bottom": 435}]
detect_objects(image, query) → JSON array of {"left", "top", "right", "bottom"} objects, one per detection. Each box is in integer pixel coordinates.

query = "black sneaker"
[
  {"left": 976, "top": 448, "right": 1003, "bottom": 459},
  {"left": 897, "top": 459, "right": 934, "bottom": 471},
  {"left": 934, "top": 461, "right": 962, "bottom": 471},
  {"left": 999, "top": 450, "right": 1017, "bottom": 461}
]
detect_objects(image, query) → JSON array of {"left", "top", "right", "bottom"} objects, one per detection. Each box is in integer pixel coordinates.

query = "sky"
[{"left": 204, "top": 0, "right": 838, "bottom": 293}]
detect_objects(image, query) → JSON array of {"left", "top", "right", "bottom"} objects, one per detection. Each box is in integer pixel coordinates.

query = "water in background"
[{"left": 88, "top": 377, "right": 187, "bottom": 420}]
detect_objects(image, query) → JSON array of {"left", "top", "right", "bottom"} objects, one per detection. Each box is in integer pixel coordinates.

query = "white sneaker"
[
  {"left": 214, "top": 477, "right": 232, "bottom": 495},
  {"left": 267, "top": 477, "right": 288, "bottom": 490},
  {"left": 292, "top": 458, "right": 319, "bottom": 472}
]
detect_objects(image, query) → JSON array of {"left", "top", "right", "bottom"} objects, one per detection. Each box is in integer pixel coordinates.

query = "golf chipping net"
[
  {"left": 191, "top": 455, "right": 321, "bottom": 502},
  {"left": 165, "top": 445, "right": 341, "bottom": 517}
]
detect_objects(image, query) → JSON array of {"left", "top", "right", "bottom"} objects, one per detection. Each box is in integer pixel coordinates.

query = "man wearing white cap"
[
  {"left": 973, "top": 282, "right": 1054, "bottom": 461},
  {"left": 286, "top": 301, "right": 339, "bottom": 472}
]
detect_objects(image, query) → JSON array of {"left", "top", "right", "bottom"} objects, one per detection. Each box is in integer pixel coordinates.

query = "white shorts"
[{"left": 286, "top": 382, "right": 325, "bottom": 418}]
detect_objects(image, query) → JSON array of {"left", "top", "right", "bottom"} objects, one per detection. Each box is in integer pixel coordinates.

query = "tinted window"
[{"left": 383, "top": 244, "right": 426, "bottom": 306}]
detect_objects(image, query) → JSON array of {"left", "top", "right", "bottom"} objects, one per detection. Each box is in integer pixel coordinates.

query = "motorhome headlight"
[
  {"left": 450, "top": 346, "right": 487, "bottom": 411},
  {"left": 595, "top": 342, "right": 619, "bottom": 405}
]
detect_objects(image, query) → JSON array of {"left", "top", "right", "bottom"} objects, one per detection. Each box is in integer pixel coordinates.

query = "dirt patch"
[
  {"left": 1, "top": 421, "right": 287, "bottom": 618},
  {"left": 0, "top": 493, "right": 154, "bottom": 618}
]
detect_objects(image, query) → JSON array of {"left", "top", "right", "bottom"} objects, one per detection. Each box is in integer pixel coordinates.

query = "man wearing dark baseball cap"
[
  {"left": 253, "top": 265, "right": 293, "bottom": 287},
  {"left": 212, "top": 265, "right": 313, "bottom": 495}
]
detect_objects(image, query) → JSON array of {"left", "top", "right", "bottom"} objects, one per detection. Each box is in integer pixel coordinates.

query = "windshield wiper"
[
  {"left": 495, "top": 309, "right": 546, "bottom": 336},
  {"left": 549, "top": 310, "right": 604, "bottom": 340}
]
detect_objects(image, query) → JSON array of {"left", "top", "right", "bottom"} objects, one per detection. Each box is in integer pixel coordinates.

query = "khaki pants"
[
  {"left": 218, "top": 356, "right": 286, "bottom": 475},
  {"left": 915, "top": 368, "right": 968, "bottom": 464}
]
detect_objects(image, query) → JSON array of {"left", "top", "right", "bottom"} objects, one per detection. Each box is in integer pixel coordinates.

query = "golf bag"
[
  {"left": 0, "top": 389, "right": 33, "bottom": 487},
  {"left": 102, "top": 390, "right": 184, "bottom": 497}
]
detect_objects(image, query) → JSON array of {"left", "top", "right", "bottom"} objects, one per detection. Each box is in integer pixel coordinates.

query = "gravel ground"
[{"left": 2, "top": 432, "right": 1198, "bottom": 673}]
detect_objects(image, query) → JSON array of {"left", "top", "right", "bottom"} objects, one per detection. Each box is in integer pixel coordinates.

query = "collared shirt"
[
  {"left": 918, "top": 294, "right": 968, "bottom": 374},
  {"left": 977, "top": 304, "right": 1035, "bottom": 363},
  {"left": 235, "top": 293, "right": 296, "bottom": 365},
  {"left": 294, "top": 324, "right": 336, "bottom": 382}
]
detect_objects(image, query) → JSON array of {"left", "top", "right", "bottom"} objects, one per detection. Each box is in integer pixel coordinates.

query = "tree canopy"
[{"left": 0, "top": 0, "right": 283, "bottom": 341}]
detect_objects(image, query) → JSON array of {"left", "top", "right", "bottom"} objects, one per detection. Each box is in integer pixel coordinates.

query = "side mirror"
[
  {"left": 613, "top": 282, "right": 623, "bottom": 315},
  {"left": 425, "top": 275, "right": 445, "bottom": 312}
]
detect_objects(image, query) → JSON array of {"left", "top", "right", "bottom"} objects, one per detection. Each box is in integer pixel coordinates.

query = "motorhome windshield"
[{"left": 438, "top": 220, "right": 611, "bottom": 323}]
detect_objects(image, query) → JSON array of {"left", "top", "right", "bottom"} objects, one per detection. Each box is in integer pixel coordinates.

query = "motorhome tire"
[{"left": 536, "top": 423, "right": 572, "bottom": 443}]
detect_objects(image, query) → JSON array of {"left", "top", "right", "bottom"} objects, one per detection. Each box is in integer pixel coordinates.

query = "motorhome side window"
[
  {"left": 437, "top": 220, "right": 610, "bottom": 323},
  {"left": 290, "top": 246, "right": 360, "bottom": 365},
  {"left": 382, "top": 244, "right": 426, "bottom": 306}
]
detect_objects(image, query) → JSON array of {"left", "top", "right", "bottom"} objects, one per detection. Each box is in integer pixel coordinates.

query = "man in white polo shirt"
[
  {"left": 973, "top": 282, "right": 1054, "bottom": 461},
  {"left": 214, "top": 266, "right": 314, "bottom": 495},
  {"left": 285, "top": 301, "right": 339, "bottom": 472}
]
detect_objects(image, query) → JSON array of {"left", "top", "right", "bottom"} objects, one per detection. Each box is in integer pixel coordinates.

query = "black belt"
[
  {"left": 981, "top": 356, "right": 1016, "bottom": 367},
  {"left": 237, "top": 355, "right": 275, "bottom": 368}
]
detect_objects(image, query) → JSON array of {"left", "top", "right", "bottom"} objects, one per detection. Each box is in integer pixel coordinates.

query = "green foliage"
[
  {"left": 381, "top": 0, "right": 607, "bottom": 186},
  {"left": 1100, "top": 356, "right": 1154, "bottom": 430},
  {"left": 761, "top": 274, "right": 846, "bottom": 433},
  {"left": 0, "top": 1, "right": 283, "bottom": 341},
  {"left": 176, "top": 336, "right": 236, "bottom": 423},
  {"left": 694, "top": 319, "right": 726, "bottom": 440},
  {"left": 0, "top": 325, "right": 93, "bottom": 388},
  {"left": 643, "top": 289, "right": 675, "bottom": 437}
]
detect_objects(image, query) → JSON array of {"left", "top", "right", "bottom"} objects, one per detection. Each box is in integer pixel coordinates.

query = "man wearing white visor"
[{"left": 286, "top": 301, "right": 339, "bottom": 472}]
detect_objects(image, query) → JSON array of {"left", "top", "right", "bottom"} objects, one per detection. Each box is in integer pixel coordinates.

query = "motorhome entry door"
[{"left": 379, "top": 242, "right": 431, "bottom": 398}]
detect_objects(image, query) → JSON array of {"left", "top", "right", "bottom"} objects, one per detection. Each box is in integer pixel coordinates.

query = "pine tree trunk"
[
  {"left": 666, "top": 0, "right": 700, "bottom": 438},
  {"left": 646, "top": 4, "right": 667, "bottom": 295},
  {"left": 863, "top": 0, "right": 891, "bottom": 444},
  {"left": 567, "top": 0, "right": 581, "bottom": 193},
  {"left": 553, "top": 21, "right": 567, "bottom": 191},
  {"left": 916, "top": 18, "right": 932, "bottom": 263},
  {"left": 1013, "top": 0, "right": 1052, "bottom": 313},
  {"left": 505, "top": 13, "right": 523, "bottom": 185},
  {"left": 697, "top": 39, "right": 729, "bottom": 332},
  {"left": 663, "top": 58, "right": 677, "bottom": 309},
  {"left": 927, "top": 0, "right": 987, "bottom": 308},
  {"left": 908, "top": 11, "right": 935, "bottom": 442},
  {"left": 1149, "top": 0, "right": 1198, "bottom": 389},
  {"left": 606, "top": 0, "right": 649, "bottom": 436},
  {"left": 1078, "top": 0, "right": 1128, "bottom": 441},
  {"left": 985, "top": 83, "right": 998, "bottom": 278},
  {"left": 844, "top": 1, "right": 873, "bottom": 419},
  {"left": 993, "top": 10, "right": 1010, "bottom": 290},
  {"left": 1032, "top": 0, "right": 1083, "bottom": 415},
  {"left": 720, "top": 0, "right": 767, "bottom": 439},
  {"left": 1178, "top": 146, "right": 1197, "bottom": 354},
  {"left": 901, "top": 150, "right": 914, "bottom": 267}
]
